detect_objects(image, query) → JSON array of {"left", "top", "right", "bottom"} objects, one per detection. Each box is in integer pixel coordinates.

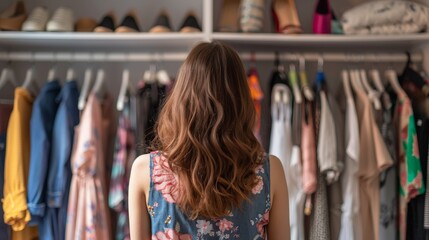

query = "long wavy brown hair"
[{"left": 152, "top": 41, "right": 264, "bottom": 219}]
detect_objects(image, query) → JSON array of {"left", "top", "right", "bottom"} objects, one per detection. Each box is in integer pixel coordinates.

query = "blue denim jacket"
[
  {"left": 27, "top": 80, "right": 61, "bottom": 224},
  {"left": 47, "top": 80, "right": 79, "bottom": 240}
]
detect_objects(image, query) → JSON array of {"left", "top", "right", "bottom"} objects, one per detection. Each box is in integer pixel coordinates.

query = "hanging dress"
[
  {"left": 350, "top": 73, "right": 393, "bottom": 240},
  {"left": 339, "top": 77, "right": 360, "bottom": 240},
  {"left": 109, "top": 98, "right": 136, "bottom": 240},
  {"left": 66, "top": 94, "right": 113, "bottom": 240},
  {"left": 396, "top": 93, "right": 425, "bottom": 240},
  {"left": 269, "top": 83, "right": 304, "bottom": 240}
]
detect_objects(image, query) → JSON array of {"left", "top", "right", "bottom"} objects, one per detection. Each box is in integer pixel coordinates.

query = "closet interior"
[{"left": 1, "top": 0, "right": 429, "bottom": 239}]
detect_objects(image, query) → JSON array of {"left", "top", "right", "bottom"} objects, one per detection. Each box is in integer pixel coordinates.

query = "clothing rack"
[{"left": 0, "top": 51, "right": 423, "bottom": 63}]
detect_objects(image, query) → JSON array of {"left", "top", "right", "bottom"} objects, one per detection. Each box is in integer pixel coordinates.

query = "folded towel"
[{"left": 341, "top": 1, "right": 429, "bottom": 35}]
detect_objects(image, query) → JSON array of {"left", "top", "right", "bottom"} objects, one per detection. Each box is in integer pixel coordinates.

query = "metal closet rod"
[{"left": 0, "top": 51, "right": 422, "bottom": 62}]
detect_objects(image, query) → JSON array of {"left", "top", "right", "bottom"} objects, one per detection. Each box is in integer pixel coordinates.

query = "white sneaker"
[
  {"left": 46, "top": 7, "right": 74, "bottom": 32},
  {"left": 22, "top": 7, "right": 49, "bottom": 31}
]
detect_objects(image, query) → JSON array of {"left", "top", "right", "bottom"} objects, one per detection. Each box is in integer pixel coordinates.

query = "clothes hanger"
[
  {"left": 47, "top": 65, "right": 57, "bottom": 82},
  {"left": 66, "top": 68, "right": 75, "bottom": 82},
  {"left": 273, "top": 84, "right": 291, "bottom": 105},
  {"left": 143, "top": 64, "right": 157, "bottom": 84},
  {"left": 92, "top": 69, "right": 106, "bottom": 100},
  {"left": 47, "top": 54, "right": 57, "bottom": 82},
  {"left": 369, "top": 68, "right": 385, "bottom": 93},
  {"left": 360, "top": 69, "right": 382, "bottom": 110},
  {"left": 349, "top": 69, "right": 360, "bottom": 94},
  {"left": 0, "top": 66, "right": 17, "bottom": 91},
  {"left": 277, "top": 53, "right": 289, "bottom": 85},
  {"left": 117, "top": 69, "right": 130, "bottom": 111},
  {"left": 341, "top": 70, "right": 352, "bottom": 99},
  {"left": 350, "top": 69, "right": 366, "bottom": 94},
  {"left": 369, "top": 57, "right": 392, "bottom": 108},
  {"left": 400, "top": 51, "right": 429, "bottom": 97},
  {"left": 299, "top": 56, "right": 314, "bottom": 101},
  {"left": 66, "top": 54, "right": 76, "bottom": 82},
  {"left": 78, "top": 68, "right": 93, "bottom": 111},
  {"left": 22, "top": 67, "right": 39, "bottom": 97},
  {"left": 155, "top": 54, "right": 171, "bottom": 86},
  {"left": 315, "top": 55, "right": 326, "bottom": 89},
  {"left": 385, "top": 69, "right": 407, "bottom": 98},
  {"left": 289, "top": 64, "right": 302, "bottom": 104}
]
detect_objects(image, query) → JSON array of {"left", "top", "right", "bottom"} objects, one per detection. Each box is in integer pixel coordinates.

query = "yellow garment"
[{"left": 3, "top": 88, "right": 38, "bottom": 240}]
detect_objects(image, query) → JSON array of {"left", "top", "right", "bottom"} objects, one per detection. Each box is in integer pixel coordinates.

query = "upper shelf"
[
  {"left": 1, "top": 32, "right": 429, "bottom": 52},
  {"left": 211, "top": 33, "right": 429, "bottom": 51},
  {"left": 0, "top": 32, "right": 207, "bottom": 51}
]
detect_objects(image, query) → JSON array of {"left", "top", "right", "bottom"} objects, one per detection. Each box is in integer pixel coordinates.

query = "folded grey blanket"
[{"left": 341, "top": 1, "right": 429, "bottom": 35}]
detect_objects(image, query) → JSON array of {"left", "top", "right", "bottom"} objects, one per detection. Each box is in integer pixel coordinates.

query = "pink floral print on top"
[
  {"left": 152, "top": 229, "right": 192, "bottom": 240},
  {"left": 152, "top": 153, "right": 180, "bottom": 203}
]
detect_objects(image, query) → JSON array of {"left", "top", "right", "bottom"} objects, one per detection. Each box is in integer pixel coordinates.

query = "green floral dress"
[{"left": 397, "top": 94, "right": 425, "bottom": 240}]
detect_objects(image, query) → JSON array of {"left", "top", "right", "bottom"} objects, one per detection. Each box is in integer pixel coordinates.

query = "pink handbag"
[{"left": 313, "top": 0, "right": 331, "bottom": 34}]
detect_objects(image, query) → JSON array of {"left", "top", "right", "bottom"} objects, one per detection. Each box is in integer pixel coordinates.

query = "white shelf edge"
[
  {"left": 1, "top": 32, "right": 429, "bottom": 50},
  {"left": 211, "top": 33, "right": 429, "bottom": 46},
  {"left": 0, "top": 32, "right": 206, "bottom": 40}
]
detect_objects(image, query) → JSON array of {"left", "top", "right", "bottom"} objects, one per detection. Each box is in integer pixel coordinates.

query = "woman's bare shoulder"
[
  {"left": 132, "top": 153, "right": 151, "bottom": 172},
  {"left": 130, "top": 153, "right": 151, "bottom": 193},
  {"left": 268, "top": 154, "right": 283, "bottom": 171}
]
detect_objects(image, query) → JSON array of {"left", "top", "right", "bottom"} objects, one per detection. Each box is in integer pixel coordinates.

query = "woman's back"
[
  {"left": 148, "top": 151, "right": 270, "bottom": 239},
  {"left": 129, "top": 42, "right": 290, "bottom": 240}
]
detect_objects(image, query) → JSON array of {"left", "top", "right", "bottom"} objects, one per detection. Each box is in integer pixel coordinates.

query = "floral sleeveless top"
[{"left": 148, "top": 151, "right": 271, "bottom": 240}]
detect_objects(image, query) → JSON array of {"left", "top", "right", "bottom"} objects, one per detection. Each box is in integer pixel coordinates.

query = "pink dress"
[{"left": 66, "top": 94, "right": 112, "bottom": 240}]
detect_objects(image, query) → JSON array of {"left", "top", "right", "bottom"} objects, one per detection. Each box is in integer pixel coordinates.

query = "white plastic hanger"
[
  {"left": 369, "top": 69, "right": 384, "bottom": 92},
  {"left": 360, "top": 69, "right": 381, "bottom": 110},
  {"left": 117, "top": 69, "right": 130, "bottom": 111},
  {"left": 341, "top": 70, "right": 352, "bottom": 99},
  {"left": 288, "top": 64, "right": 302, "bottom": 104},
  {"left": 157, "top": 69, "right": 171, "bottom": 86},
  {"left": 47, "top": 66, "right": 56, "bottom": 82},
  {"left": 370, "top": 69, "right": 391, "bottom": 108},
  {"left": 66, "top": 68, "right": 75, "bottom": 82},
  {"left": 349, "top": 69, "right": 365, "bottom": 94},
  {"left": 0, "top": 67, "right": 17, "bottom": 91},
  {"left": 78, "top": 68, "right": 93, "bottom": 111},
  {"left": 143, "top": 64, "right": 157, "bottom": 84},
  {"left": 22, "top": 67, "right": 39, "bottom": 96},
  {"left": 154, "top": 54, "right": 171, "bottom": 86},
  {"left": 92, "top": 69, "right": 106, "bottom": 100},
  {"left": 385, "top": 69, "right": 407, "bottom": 98},
  {"left": 273, "top": 84, "right": 290, "bottom": 105}
]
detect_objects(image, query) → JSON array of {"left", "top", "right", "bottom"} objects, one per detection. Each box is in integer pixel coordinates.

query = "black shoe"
[
  {"left": 179, "top": 12, "right": 201, "bottom": 33},
  {"left": 149, "top": 10, "right": 172, "bottom": 33},
  {"left": 94, "top": 12, "right": 115, "bottom": 32},
  {"left": 116, "top": 11, "right": 140, "bottom": 32}
]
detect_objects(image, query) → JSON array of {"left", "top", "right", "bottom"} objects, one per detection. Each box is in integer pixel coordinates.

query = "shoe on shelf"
[
  {"left": 94, "top": 12, "right": 115, "bottom": 32},
  {"left": 75, "top": 17, "right": 97, "bottom": 32},
  {"left": 115, "top": 11, "right": 140, "bottom": 33},
  {"left": 22, "top": 7, "right": 49, "bottom": 31},
  {"left": 179, "top": 12, "right": 201, "bottom": 33},
  {"left": 0, "top": 1, "right": 27, "bottom": 31},
  {"left": 272, "top": 0, "right": 302, "bottom": 34},
  {"left": 46, "top": 7, "right": 74, "bottom": 32},
  {"left": 218, "top": 0, "right": 240, "bottom": 32},
  {"left": 0, "top": 1, "right": 19, "bottom": 18},
  {"left": 149, "top": 10, "right": 172, "bottom": 33},
  {"left": 240, "top": 0, "right": 265, "bottom": 32}
]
